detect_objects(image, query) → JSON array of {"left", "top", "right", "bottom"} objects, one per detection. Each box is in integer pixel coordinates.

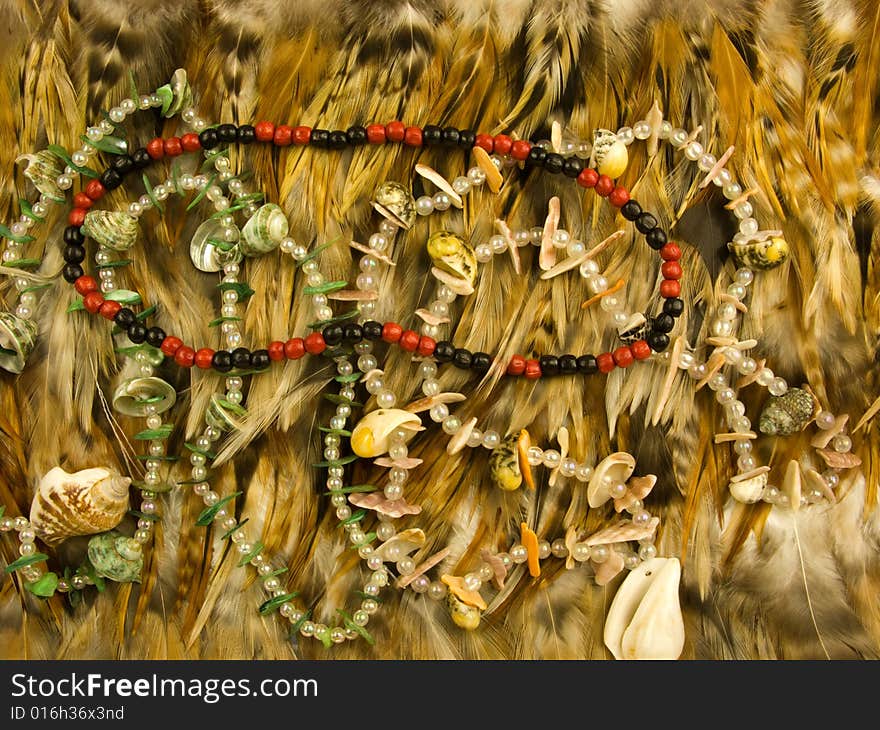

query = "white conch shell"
[
  {"left": 588, "top": 452, "right": 636, "bottom": 508},
  {"left": 350, "top": 408, "right": 422, "bottom": 458},
  {"left": 604, "top": 557, "right": 685, "bottom": 660},
  {"left": 30, "top": 467, "right": 131, "bottom": 546}
]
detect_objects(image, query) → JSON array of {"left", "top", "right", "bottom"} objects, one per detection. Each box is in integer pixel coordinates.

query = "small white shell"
[
  {"left": 588, "top": 452, "right": 636, "bottom": 508},
  {"left": 190, "top": 219, "right": 242, "bottom": 272},
  {"left": 373, "top": 528, "right": 425, "bottom": 561},
  {"left": 350, "top": 408, "right": 422, "bottom": 458},
  {"left": 112, "top": 377, "right": 177, "bottom": 417},
  {"left": 593, "top": 129, "right": 628, "bottom": 179},
  {"left": 348, "top": 492, "right": 421, "bottom": 518},
  {"left": 728, "top": 471, "right": 767, "bottom": 504}
]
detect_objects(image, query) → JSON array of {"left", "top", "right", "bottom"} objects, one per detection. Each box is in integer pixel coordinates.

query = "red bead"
[
  {"left": 385, "top": 120, "right": 405, "bottom": 142},
  {"left": 160, "top": 336, "right": 183, "bottom": 357},
  {"left": 631, "top": 340, "right": 652, "bottom": 360},
  {"left": 85, "top": 179, "right": 106, "bottom": 200},
  {"left": 416, "top": 336, "right": 436, "bottom": 357},
  {"left": 74, "top": 276, "right": 98, "bottom": 295},
  {"left": 608, "top": 186, "right": 630, "bottom": 207},
  {"left": 661, "top": 261, "right": 682, "bottom": 280},
  {"left": 254, "top": 121, "right": 275, "bottom": 142},
  {"left": 524, "top": 359, "right": 542, "bottom": 379},
  {"left": 273, "top": 125, "right": 293, "bottom": 146},
  {"left": 404, "top": 126, "right": 423, "bottom": 146},
  {"left": 284, "top": 337, "right": 305, "bottom": 359},
  {"left": 293, "top": 126, "right": 311, "bottom": 145},
  {"left": 381, "top": 322, "right": 403, "bottom": 343},
  {"left": 83, "top": 291, "right": 104, "bottom": 314},
  {"left": 174, "top": 346, "right": 195, "bottom": 368},
  {"left": 68, "top": 208, "right": 86, "bottom": 226},
  {"left": 73, "top": 192, "right": 93, "bottom": 209},
  {"left": 493, "top": 134, "right": 513, "bottom": 155},
  {"left": 660, "top": 242, "right": 681, "bottom": 261},
  {"left": 195, "top": 348, "right": 215, "bottom": 369},
  {"left": 594, "top": 175, "right": 614, "bottom": 197},
  {"left": 304, "top": 332, "right": 326, "bottom": 355},
  {"left": 660, "top": 279, "right": 681, "bottom": 298},
  {"left": 474, "top": 133, "right": 494, "bottom": 153},
  {"left": 366, "top": 124, "right": 386, "bottom": 144},
  {"left": 163, "top": 136, "right": 183, "bottom": 156},
  {"left": 398, "top": 329, "right": 420, "bottom": 352},
  {"left": 267, "top": 341, "right": 285, "bottom": 361},
  {"left": 507, "top": 355, "right": 526, "bottom": 376},
  {"left": 98, "top": 300, "right": 121, "bottom": 320},
  {"left": 181, "top": 133, "right": 201, "bottom": 152},
  {"left": 596, "top": 352, "right": 615, "bottom": 373},
  {"left": 510, "top": 139, "right": 531, "bottom": 161},
  {"left": 577, "top": 168, "right": 599, "bottom": 188},
  {"left": 146, "top": 138, "right": 165, "bottom": 159},
  {"left": 612, "top": 346, "right": 634, "bottom": 368}
]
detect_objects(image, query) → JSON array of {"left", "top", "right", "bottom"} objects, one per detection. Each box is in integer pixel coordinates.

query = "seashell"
[
  {"left": 397, "top": 548, "right": 451, "bottom": 588},
  {"left": 588, "top": 452, "right": 636, "bottom": 508},
  {"left": 473, "top": 146, "right": 503, "bottom": 193},
  {"left": 804, "top": 468, "right": 837, "bottom": 503},
  {"left": 415, "top": 164, "right": 462, "bottom": 208},
  {"left": 585, "top": 518, "right": 659, "bottom": 546},
  {"left": 404, "top": 392, "right": 466, "bottom": 413},
  {"left": 783, "top": 459, "right": 802, "bottom": 511},
  {"left": 618, "top": 313, "right": 648, "bottom": 345},
  {"left": 414, "top": 308, "right": 450, "bottom": 326},
  {"left": 0, "top": 312, "right": 37, "bottom": 374},
  {"left": 520, "top": 522, "right": 541, "bottom": 578},
  {"left": 442, "top": 574, "right": 488, "bottom": 610},
  {"left": 728, "top": 471, "right": 767, "bottom": 503},
  {"left": 81, "top": 210, "right": 139, "bottom": 251},
  {"left": 30, "top": 467, "right": 131, "bottom": 546},
  {"left": 614, "top": 474, "right": 657, "bottom": 513},
  {"left": 593, "top": 550, "right": 625, "bottom": 586},
  {"left": 447, "top": 592, "right": 481, "bottom": 630},
  {"left": 206, "top": 393, "right": 247, "bottom": 432},
  {"left": 374, "top": 529, "right": 426, "bottom": 561},
  {"left": 372, "top": 182, "right": 416, "bottom": 229},
  {"left": 350, "top": 408, "right": 422, "bottom": 458},
  {"left": 426, "top": 231, "right": 477, "bottom": 287},
  {"left": 489, "top": 430, "right": 532, "bottom": 491},
  {"left": 430, "top": 266, "right": 474, "bottom": 296},
  {"left": 479, "top": 549, "right": 508, "bottom": 590},
  {"left": 112, "top": 377, "right": 176, "bottom": 417},
  {"left": 348, "top": 492, "right": 421, "bottom": 518},
  {"left": 157, "top": 68, "right": 193, "bottom": 118},
  {"left": 810, "top": 414, "right": 848, "bottom": 448},
  {"left": 592, "top": 129, "right": 629, "bottom": 179},
  {"left": 189, "top": 219, "right": 242, "bottom": 272},
  {"left": 540, "top": 196, "right": 560, "bottom": 271},
  {"left": 87, "top": 531, "right": 143, "bottom": 583},
  {"left": 494, "top": 219, "right": 521, "bottom": 274},
  {"left": 239, "top": 203, "right": 288, "bottom": 256},
  {"left": 447, "top": 417, "right": 477, "bottom": 455},
  {"left": 373, "top": 456, "right": 423, "bottom": 469},
  {"left": 350, "top": 240, "right": 396, "bottom": 266},
  {"left": 16, "top": 150, "right": 63, "bottom": 201},
  {"left": 758, "top": 387, "right": 816, "bottom": 436},
  {"left": 728, "top": 236, "right": 789, "bottom": 270},
  {"left": 604, "top": 557, "right": 685, "bottom": 660},
  {"left": 816, "top": 448, "right": 862, "bottom": 470}
]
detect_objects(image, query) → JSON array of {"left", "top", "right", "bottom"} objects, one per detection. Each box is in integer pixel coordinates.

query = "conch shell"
[
  {"left": 350, "top": 408, "right": 422, "bottom": 458},
  {"left": 30, "top": 467, "right": 131, "bottom": 546},
  {"left": 87, "top": 531, "right": 143, "bottom": 583},
  {"left": 604, "top": 557, "right": 685, "bottom": 660}
]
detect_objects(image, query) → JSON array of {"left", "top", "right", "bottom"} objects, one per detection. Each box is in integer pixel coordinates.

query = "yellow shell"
[
  {"left": 350, "top": 408, "right": 422, "bottom": 458},
  {"left": 447, "top": 592, "right": 481, "bottom": 631},
  {"left": 593, "top": 129, "right": 629, "bottom": 179},
  {"left": 488, "top": 430, "right": 532, "bottom": 491},
  {"left": 426, "top": 230, "right": 477, "bottom": 286},
  {"left": 728, "top": 236, "right": 789, "bottom": 270}
]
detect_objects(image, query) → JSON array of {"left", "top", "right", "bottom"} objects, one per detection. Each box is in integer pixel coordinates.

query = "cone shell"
[
  {"left": 16, "top": 150, "right": 63, "bottom": 201},
  {"left": 0, "top": 312, "right": 37, "bottom": 374},
  {"left": 588, "top": 452, "right": 636, "bottom": 508},
  {"left": 426, "top": 231, "right": 477, "bottom": 286},
  {"left": 728, "top": 236, "right": 789, "bottom": 270},
  {"left": 371, "top": 182, "right": 415, "bottom": 229},
  {"left": 593, "top": 129, "right": 629, "bottom": 179},
  {"left": 112, "top": 377, "right": 177, "bottom": 417},
  {"left": 240, "top": 203, "right": 288, "bottom": 256},
  {"left": 87, "top": 532, "right": 143, "bottom": 583},
  {"left": 489, "top": 430, "right": 532, "bottom": 491},
  {"left": 758, "top": 387, "right": 815, "bottom": 436},
  {"left": 30, "top": 467, "right": 131, "bottom": 546},
  {"left": 350, "top": 408, "right": 421, "bottom": 458},
  {"left": 190, "top": 218, "right": 242, "bottom": 272},
  {"left": 81, "top": 210, "right": 139, "bottom": 251}
]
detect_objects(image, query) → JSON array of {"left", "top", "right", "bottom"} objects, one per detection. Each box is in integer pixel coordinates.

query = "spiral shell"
[
  {"left": 728, "top": 236, "right": 789, "bottom": 270},
  {"left": 112, "top": 377, "right": 177, "bottom": 417},
  {"left": 81, "top": 210, "right": 139, "bottom": 251},
  {"left": 592, "top": 129, "right": 629, "bottom": 179},
  {"left": 240, "top": 203, "right": 288, "bottom": 256},
  {"left": 190, "top": 219, "right": 242, "bottom": 272},
  {"left": 426, "top": 231, "right": 477, "bottom": 287},
  {"left": 489, "top": 430, "right": 532, "bottom": 491},
  {"left": 758, "top": 387, "right": 815, "bottom": 436},
  {"left": 0, "top": 312, "right": 37, "bottom": 374},
  {"left": 372, "top": 182, "right": 416, "bottom": 229},
  {"left": 87, "top": 532, "right": 143, "bottom": 583},
  {"left": 350, "top": 408, "right": 422, "bottom": 458},
  {"left": 30, "top": 467, "right": 131, "bottom": 546},
  {"left": 16, "top": 150, "right": 64, "bottom": 201},
  {"left": 157, "top": 68, "right": 193, "bottom": 118}
]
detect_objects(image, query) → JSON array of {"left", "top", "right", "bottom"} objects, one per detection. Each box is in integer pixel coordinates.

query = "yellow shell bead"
[
  {"left": 426, "top": 230, "right": 477, "bottom": 286},
  {"left": 592, "top": 129, "right": 629, "bottom": 179}
]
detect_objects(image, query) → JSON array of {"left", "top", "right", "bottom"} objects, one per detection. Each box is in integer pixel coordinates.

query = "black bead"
[
  {"left": 653, "top": 313, "right": 675, "bottom": 333},
  {"left": 111, "top": 155, "right": 134, "bottom": 176},
  {"left": 635, "top": 212, "right": 658, "bottom": 234},
  {"left": 322, "top": 324, "right": 344, "bottom": 346},
  {"left": 310, "top": 129, "right": 330, "bottom": 147},
  {"left": 99, "top": 168, "right": 123, "bottom": 191},
  {"left": 127, "top": 323, "right": 147, "bottom": 344},
  {"left": 620, "top": 201, "right": 642, "bottom": 221},
  {"left": 198, "top": 128, "right": 220, "bottom": 150},
  {"left": 662, "top": 297, "right": 684, "bottom": 318},
  {"left": 212, "top": 350, "right": 233, "bottom": 373},
  {"left": 645, "top": 227, "right": 667, "bottom": 250},
  {"left": 217, "top": 124, "right": 238, "bottom": 143},
  {"left": 452, "top": 348, "right": 472, "bottom": 369},
  {"left": 62, "top": 263, "right": 83, "bottom": 283},
  {"left": 471, "top": 352, "right": 492, "bottom": 372},
  {"left": 423, "top": 125, "right": 442, "bottom": 145},
  {"left": 231, "top": 347, "right": 251, "bottom": 369},
  {"left": 131, "top": 148, "right": 151, "bottom": 169},
  {"left": 434, "top": 341, "right": 455, "bottom": 363},
  {"left": 441, "top": 127, "right": 460, "bottom": 146},
  {"left": 63, "top": 226, "right": 85, "bottom": 245},
  {"left": 562, "top": 157, "right": 583, "bottom": 178},
  {"left": 237, "top": 124, "right": 256, "bottom": 144},
  {"left": 646, "top": 331, "right": 670, "bottom": 352},
  {"left": 114, "top": 308, "right": 136, "bottom": 328},
  {"left": 145, "top": 327, "right": 166, "bottom": 348},
  {"left": 342, "top": 323, "right": 363, "bottom": 342},
  {"left": 346, "top": 126, "right": 367, "bottom": 145},
  {"left": 250, "top": 349, "right": 270, "bottom": 370},
  {"left": 526, "top": 146, "right": 547, "bottom": 167},
  {"left": 576, "top": 354, "right": 598, "bottom": 374},
  {"left": 362, "top": 320, "right": 384, "bottom": 340},
  {"left": 544, "top": 153, "right": 564, "bottom": 175},
  {"left": 559, "top": 354, "right": 578, "bottom": 374},
  {"left": 63, "top": 244, "right": 85, "bottom": 264},
  {"left": 539, "top": 354, "right": 559, "bottom": 375},
  {"left": 458, "top": 129, "right": 476, "bottom": 149},
  {"left": 328, "top": 130, "right": 348, "bottom": 149}
]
